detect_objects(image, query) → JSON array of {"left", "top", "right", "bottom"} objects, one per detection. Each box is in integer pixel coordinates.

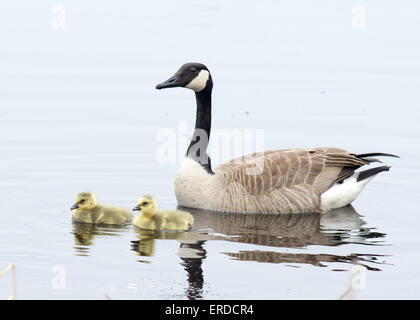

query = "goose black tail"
[
  {"left": 354, "top": 152, "right": 400, "bottom": 163},
  {"left": 357, "top": 166, "right": 391, "bottom": 182}
]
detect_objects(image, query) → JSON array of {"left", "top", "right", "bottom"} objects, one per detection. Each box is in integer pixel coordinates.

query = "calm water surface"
[{"left": 0, "top": 1, "right": 419, "bottom": 299}]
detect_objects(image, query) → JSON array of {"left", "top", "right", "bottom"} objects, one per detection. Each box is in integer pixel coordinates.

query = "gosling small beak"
[
  {"left": 132, "top": 204, "right": 141, "bottom": 211},
  {"left": 156, "top": 74, "right": 184, "bottom": 90},
  {"left": 71, "top": 203, "right": 79, "bottom": 210}
]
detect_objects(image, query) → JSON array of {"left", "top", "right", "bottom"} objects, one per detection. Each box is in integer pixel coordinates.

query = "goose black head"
[{"left": 156, "top": 62, "right": 213, "bottom": 93}]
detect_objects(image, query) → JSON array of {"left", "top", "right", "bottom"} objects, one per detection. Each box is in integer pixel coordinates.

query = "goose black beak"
[
  {"left": 132, "top": 204, "right": 141, "bottom": 211},
  {"left": 71, "top": 203, "right": 79, "bottom": 210},
  {"left": 156, "top": 74, "right": 184, "bottom": 90}
]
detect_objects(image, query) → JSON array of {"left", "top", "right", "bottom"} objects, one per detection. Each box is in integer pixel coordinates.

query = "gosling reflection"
[
  {"left": 131, "top": 233, "right": 155, "bottom": 258},
  {"left": 131, "top": 228, "right": 192, "bottom": 260},
  {"left": 183, "top": 205, "right": 387, "bottom": 270},
  {"left": 72, "top": 222, "right": 130, "bottom": 256}
]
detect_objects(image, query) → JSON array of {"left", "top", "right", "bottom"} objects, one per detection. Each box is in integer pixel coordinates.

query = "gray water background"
[{"left": 0, "top": 0, "right": 419, "bottom": 299}]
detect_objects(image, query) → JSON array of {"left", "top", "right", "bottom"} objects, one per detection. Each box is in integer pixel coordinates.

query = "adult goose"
[{"left": 156, "top": 63, "right": 398, "bottom": 214}]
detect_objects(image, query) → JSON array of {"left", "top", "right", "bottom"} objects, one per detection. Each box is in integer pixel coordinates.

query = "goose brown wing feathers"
[{"left": 213, "top": 147, "right": 368, "bottom": 213}]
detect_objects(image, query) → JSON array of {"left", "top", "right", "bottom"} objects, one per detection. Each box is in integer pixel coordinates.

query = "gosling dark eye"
[
  {"left": 190, "top": 67, "right": 197, "bottom": 73},
  {"left": 142, "top": 202, "right": 149, "bottom": 206},
  {"left": 80, "top": 199, "right": 86, "bottom": 204}
]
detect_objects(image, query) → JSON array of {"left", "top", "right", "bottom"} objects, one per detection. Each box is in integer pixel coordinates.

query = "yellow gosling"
[
  {"left": 71, "top": 191, "right": 132, "bottom": 225},
  {"left": 132, "top": 195, "right": 194, "bottom": 231}
]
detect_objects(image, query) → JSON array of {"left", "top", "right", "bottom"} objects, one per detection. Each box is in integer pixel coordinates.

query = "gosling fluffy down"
[
  {"left": 71, "top": 191, "right": 132, "bottom": 224},
  {"left": 132, "top": 195, "right": 194, "bottom": 231}
]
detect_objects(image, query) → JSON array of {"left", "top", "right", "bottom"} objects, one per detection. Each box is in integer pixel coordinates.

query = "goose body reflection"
[{"left": 183, "top": 205, "right": 387, "bottom": 270}]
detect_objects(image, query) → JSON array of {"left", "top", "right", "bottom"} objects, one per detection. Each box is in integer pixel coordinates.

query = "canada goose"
[
  {"left": 71, "top": 191, "right": 132, "bottom": 224},
  {"left": 156, "top": 63, "right": 399, "bottom": 213},
  {"left": 132, "top": 195, "right": 194, "bottom": 231}
]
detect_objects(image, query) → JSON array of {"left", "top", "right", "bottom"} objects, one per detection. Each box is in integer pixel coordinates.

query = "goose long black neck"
[{"left": 186, "top": 89, "right": 214, "bottom": 174}]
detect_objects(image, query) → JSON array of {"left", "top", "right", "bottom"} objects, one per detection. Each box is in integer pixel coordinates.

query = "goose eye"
[
  {"left": 190, "top": 67, "right": 197, "bottom": 73},
  {"left": 80, "top": 199, "right": 86, "bottom": 204},
  {"left": 142, "top": 202, "right": 149, "bottom": 206}
]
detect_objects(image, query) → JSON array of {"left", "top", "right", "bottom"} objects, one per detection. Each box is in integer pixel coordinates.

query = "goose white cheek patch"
[{"left": 186, "top": 70, "right": 210, "bottom": 92}]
